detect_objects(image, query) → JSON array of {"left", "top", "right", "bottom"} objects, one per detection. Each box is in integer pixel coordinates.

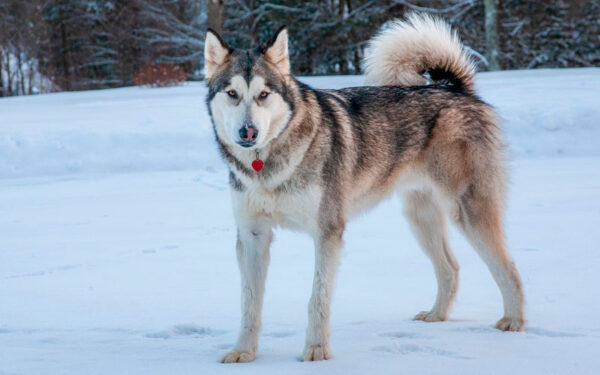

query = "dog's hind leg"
[
  {"left": 221, "top": 218, "right": 273, "bottom": 363},
  {"left": 456, "top": 186, "right": 525, "bottom": 331},
  {"left": 403, "top": 189, "right": 459, "bottom": 322},
  {"left": 424, "top": 105, "right": 524, "bottom": 331}
]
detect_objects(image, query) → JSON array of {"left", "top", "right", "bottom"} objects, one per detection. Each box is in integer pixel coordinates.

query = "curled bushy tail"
[{"left": 363, "top": 13, "right": 476, "bottom": 94}]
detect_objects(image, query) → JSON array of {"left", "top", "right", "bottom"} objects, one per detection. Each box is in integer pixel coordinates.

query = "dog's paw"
[
  {"left": 495, "top": 316, "right": 525, "bottom": 332},
  {"left": 413, "top": 310, "right": 446, "bottom": 322},
  {"left": 303, "top": 344, "right": 331, "bottom": 361},
  {"left": 221, "top": 350, "right": 256, "bottom": 363}
]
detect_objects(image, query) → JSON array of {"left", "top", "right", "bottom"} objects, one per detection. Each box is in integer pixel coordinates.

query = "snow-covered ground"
[
  {"left": 1, "top": 68, "right": 599, "bottom": 374},
  {"left": 2, "top": 68, "right": 599, "bottom": 179}
]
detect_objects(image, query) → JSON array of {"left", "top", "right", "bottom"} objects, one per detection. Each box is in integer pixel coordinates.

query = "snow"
[
  {"left": 1, "top": 68, "right": 599, "bottom": 374},
  {"left": 0, "top": 85, "right": 221, "bottom": 179},
  {"left": 2, "top": 68, "right": 599, "bottom": 180}
]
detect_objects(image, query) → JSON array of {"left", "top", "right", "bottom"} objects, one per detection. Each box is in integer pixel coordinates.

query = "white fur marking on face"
[
  {"left": 210, "top": 74, "right": 292, "bottom": 149},
  {"left": 229, "top": 75, "right": 250, "bottom": 99},
  {"left": 247, "top": 76, "right": 292, "bottom": 146},
  {"left": 210, "top": 75, "right": 248, "bottom": 146}
]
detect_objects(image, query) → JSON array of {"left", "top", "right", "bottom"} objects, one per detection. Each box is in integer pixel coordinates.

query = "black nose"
[{"left": 239, "top": 125, "right": 258, "bottom": 142}]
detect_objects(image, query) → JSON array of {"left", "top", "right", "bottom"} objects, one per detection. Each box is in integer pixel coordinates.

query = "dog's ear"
[
  {"left": 263, "top": 26, "right": 290, "bottom": 75},
  {"left": 205, "top": 29, "right": 231, "bottom": 81}
]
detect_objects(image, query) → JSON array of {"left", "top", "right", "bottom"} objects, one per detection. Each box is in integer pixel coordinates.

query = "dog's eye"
[
  {"left": 259, "top": 91, "right": 270, "bottom": 99},
  {"left": 226, "top": 89, "right": 238, "bottom": 99}
]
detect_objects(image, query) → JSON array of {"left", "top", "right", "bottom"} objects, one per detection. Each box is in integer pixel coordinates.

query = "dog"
[{"left": 204, "top": 13, "right": 525, "bottom": 363}]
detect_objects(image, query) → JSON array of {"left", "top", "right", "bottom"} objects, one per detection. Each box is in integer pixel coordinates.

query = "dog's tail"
[{"left": 363, "top": 13, "right": 476, "bottom": 95}]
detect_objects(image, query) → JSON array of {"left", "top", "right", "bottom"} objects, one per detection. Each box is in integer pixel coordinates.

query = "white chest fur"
[{"left": 232, "top": 183, "right": 322, "bottom": 235}]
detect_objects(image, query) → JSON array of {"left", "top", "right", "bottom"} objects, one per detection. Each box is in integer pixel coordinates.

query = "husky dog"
[{"left": 204, "top": 13, "right": 525, "bottom": 363}]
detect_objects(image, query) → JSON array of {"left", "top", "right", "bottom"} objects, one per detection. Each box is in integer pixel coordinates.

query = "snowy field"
[{"left": 1, "top": 68, "right": 599, "bottom": 374}]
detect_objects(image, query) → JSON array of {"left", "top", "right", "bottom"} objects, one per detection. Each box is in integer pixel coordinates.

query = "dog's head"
[{"left": 204, "top": 27, "right": 294, "bottom": 150}]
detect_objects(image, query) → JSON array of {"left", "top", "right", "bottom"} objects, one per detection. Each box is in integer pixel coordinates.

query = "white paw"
[
  {"left": 303, "top": 344, "right": 331, "bottom": 361},
  {"left": 413, "top": 310, "right": 446, "bottom": 322},
  {"left": 221, "top": 350, "right": 256, "bottom": 363},
  {"left": 495, "top": 316, "right": 525, "bottom": 332}
]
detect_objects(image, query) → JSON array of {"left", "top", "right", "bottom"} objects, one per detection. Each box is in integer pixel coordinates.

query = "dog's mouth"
[{"left": 237, "top": 140, "right": 256, "bottom": 148}]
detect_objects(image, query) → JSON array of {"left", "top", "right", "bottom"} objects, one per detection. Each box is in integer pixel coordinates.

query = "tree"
[
  {"left": 0, "top": 0, "right": 49, "bottom": 95},
  {"left": 483, "top": 0, "right": 501, "bottom": 70},
  {"left": 208, "top": 0, "right": 225, "bottom": 35},
  {"left": 1, "top": 0, "right": 599, "bottom": 96},
  {"left": 136, "top": 0, "right": 207, "bottom": 79},
  {"left": 41, "top": 0, "right": 121, "bottom": 90}
]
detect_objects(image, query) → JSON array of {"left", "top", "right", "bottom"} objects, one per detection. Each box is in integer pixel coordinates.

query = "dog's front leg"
[
  {"left": 303, "top": 225, "right": 344, "bottom": 361},
  {"left": 222, "top": 218, "right": 273, "bottom": 363}
]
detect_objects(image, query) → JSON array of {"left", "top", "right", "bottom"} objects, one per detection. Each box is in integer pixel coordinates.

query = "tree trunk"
[
  {"left": 207, "top": 0, "right": 225, "bottom": 36},
  {"left": 0, "top": 49, "right": 4, "bottom": 97},
  {"left": 27, "top": 61, "right": 34, "bottom": 95},
  {"left": 483, "top": 0, "right": 501, "bottom": 70},
  {"left": 353, "top": 49, "right": 361, "bottom": 74},
  {"left": 16, "top": 49, "right": 25, "bottom": 95},
  {"left": 5, "top": 50, "right": 13, "bottom": 96},
  {"left": 60, "top": 23, "right": 71, "bottom": 91},
  {"left": 246, "top": 0, "right": 258, "bottom": 45}
]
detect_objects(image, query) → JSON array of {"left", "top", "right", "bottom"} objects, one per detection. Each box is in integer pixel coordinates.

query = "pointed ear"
[
  {"left": 204, "top": 29, "right": 231, "bottom": 80},
  {"left": 263, "top": 26, "right": 290, "bottom": 75}
]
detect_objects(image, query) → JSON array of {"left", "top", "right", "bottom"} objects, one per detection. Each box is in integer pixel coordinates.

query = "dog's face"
[{"left": 204, "top": 27, "right": 293, "bottom": 150}]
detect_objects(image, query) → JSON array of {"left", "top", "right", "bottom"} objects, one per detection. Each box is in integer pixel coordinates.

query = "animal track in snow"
[
  {"left": 263, "top": 331, "right": 295, "bottom": 338},
  {"left": 526, "top": 327, "right": 584, "bottom": 338},
  {"left": 145, "top": 324, "right": 226, "bottom": 339},
  {"left": 372, "top": 343, "right": 471, "bottom": 359},
  {"left": 380, "top": 331, "right": 431, "bottom": 339}
]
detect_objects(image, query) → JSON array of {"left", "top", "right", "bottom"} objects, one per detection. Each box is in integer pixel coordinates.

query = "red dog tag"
[{"left": 252, "top": 159, "right": 264, "bottom": 172}]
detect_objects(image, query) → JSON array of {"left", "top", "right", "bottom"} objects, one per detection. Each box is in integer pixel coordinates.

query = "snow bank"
[
  {"left": 0, "top": 84, "right": 224, "bottom": 179},
  {"left": 476, "top": 68, "right": 600, "bottom": 158},
  {"left": 1, "top": 68, "right": 598, "bottom": 179}
]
